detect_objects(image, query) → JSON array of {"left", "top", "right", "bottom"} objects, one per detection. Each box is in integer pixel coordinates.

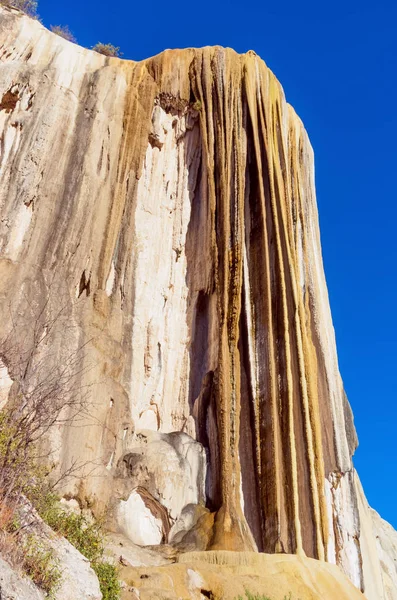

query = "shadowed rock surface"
[{"left": 0, "top": 5, "right": 396, "bottom": 599}]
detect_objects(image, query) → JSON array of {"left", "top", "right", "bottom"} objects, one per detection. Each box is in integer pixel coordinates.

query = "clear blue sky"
[{"left": 38, "top": 0, "right": 397, "bottom": 527}]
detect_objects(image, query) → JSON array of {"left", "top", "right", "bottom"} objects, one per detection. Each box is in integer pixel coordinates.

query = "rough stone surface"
[
  {"left": 0, "top": 6, "right": 396, "bottom": 600},
  {"left": 105, "top": 532, "right": 173, "bottom": 568},
  {"left": 168, "top": 504, "right": 210, "bottom": 544},
  {"left": 0, "top": 556, "right": 44, "bottom": 600},
  {"left": 371, "top": 509, "right": 397, "bottom": 600},
  {"left": 118, "top": 489, "right": 164, "bottom": 546},
  {"left": 119, "top": 550, "right": 367, "bottom": 600},
  {"left": 51, "top": 535, "right": 102, "bottom": 600},
  {"left": 116, "top": 430, "right": 207, "bottom": 541},
  {"left": 356, "top": 474, "right": 397, "bottom": 600},
  {"left": 12, "top": 499, "right": 102, "bottom": 600}
]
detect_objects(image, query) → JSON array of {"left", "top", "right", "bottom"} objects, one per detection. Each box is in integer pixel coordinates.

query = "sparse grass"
[
  {"left": 0, "top": 288, "right": 115, "bottom": 595},
  {"left": 92, "top": 42, "right": 122, "bottom": 57},
  {"left": 236, "top": 593, "right": 296, "bottom": 600},
  {"left": 0, "top": 465, "right": 120, "bottom": 598},
  {"left": 50, "top": 25, "right": 76, "bottom": 43},
  {"left": 22, "top": 534, "right": 62, "bottom": 598},
  {"left": 237, "top": 593, "right": 272, "bottom": 600},
  {"left": 0, "top": 463, "right": 61, "bottom": 597}
]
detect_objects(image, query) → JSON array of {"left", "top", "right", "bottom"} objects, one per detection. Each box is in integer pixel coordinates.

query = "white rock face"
[
  {"left": 120, "top": 431, "right": 206, "bottom": 524},
  {"left": 53, "top": 536, "right": 102, "bottom": 600},
  {"left": 371, "top": 509, "right": 397, "bottom": 600},
  {"left": 117, "top": 431, "right": 207, "bottom": 545},
  {"left": 355, "top": 474, "right": 397, "bottom": 600},
  {"left": 118, "top": 489, "right": 163, "bottom": 546},
  {"left": 129, "top": 106, "right": 199, "bottom": 437},
  {"left": 0, "top": 359, "right": 12, "bottom": 410},
  {"left": 325, "top": 471, "right": 362, "bottom": 589}
]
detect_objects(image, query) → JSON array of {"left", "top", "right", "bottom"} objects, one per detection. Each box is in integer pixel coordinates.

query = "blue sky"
[{"left": 38, "top": 0, "right": 397, "bottom": 527}]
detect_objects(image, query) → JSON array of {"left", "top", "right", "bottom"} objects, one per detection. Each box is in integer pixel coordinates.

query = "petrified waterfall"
[{"left": 0, "top": 6, "right": 396, "bottom": 600}]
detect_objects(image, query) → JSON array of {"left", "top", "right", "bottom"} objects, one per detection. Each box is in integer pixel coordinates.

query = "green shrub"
[
  {"left": 0, "top": 0, "right": 38, "bottom": 18},
  {"left": 93, "top": 560, "right": 121, "bottom": 600},
  {"left": 0, "top": 408, "right": 119, "bottom": 598},
  {"left": 92, "top": 42, "right": 122, "bottom": 57},
  {"left": 50, "top": 25, "right": 76, "bottom": 43},
  {"left": 51, "top": 511, "right": 103, "bottom": 562},
  {"left": 31, "top": 489, "right": 120, "bottom": 600}
]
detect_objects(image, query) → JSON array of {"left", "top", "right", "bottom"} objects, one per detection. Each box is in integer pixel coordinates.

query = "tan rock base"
[{"left": 119, "top": 551, "right": 366, "bottom": 600}]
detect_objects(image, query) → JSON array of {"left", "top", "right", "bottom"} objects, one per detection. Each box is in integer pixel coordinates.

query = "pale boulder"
[
  {"left": 118, "top": 489, "right": 163, "bottom": 546},
  {"left": 119, "top": 430, "right": 206, "bottom": 525}
]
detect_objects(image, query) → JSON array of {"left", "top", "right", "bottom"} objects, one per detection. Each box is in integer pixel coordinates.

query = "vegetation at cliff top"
[
  {"left": 1, "top": 1, "right": 122, "bottom": 57},
  {"left": 92, "top": 42, "right": 122, "bottom": 57},
  {"left": 0, "top": 0, "right": 38, "bottom": 18},
  {"left": 50, "top": 25, "right": 76, "bottom": 43}
]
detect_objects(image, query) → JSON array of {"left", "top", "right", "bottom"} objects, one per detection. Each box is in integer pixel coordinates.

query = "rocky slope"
[{"left": 0, "top": 5, "right": 396, "bottom": 599}]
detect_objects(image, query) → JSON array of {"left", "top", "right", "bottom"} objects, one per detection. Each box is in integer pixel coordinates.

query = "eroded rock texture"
[{"left": 0, "top": 5, "right": 396, "bottom": 599}]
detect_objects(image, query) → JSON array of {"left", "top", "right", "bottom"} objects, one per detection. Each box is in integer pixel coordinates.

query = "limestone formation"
[
  {"left": 0, "top": 4, "right": 396, "bottom": 600},
  {"left": 116, "top": 431, "right": 206, "bottom": 545},
  {"left": 119, "top": 551, "right": 367, "bottom": 600}
]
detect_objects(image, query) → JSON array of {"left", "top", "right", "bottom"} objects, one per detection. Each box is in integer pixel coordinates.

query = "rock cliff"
[{"left": 0, "top": 5, "right": 396, "bottom": 599}]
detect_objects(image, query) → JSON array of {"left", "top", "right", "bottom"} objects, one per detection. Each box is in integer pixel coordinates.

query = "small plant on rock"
[
  {"left": 22, "top": 534, "right": 62, "bottom": 597},
  {"left": 50, "top": 25, "right": 76, "bottom": 43},
  {"left": 92, "top": 42, "right": 122, "bottom": 57},
  {"left": 93, "top": 561, "right": 121, "bottom": 600},
  {"left": 236, "top": 593, "right": 296, "bottom": 600},
  {"left": 192, "top": 99, "right": 202, "bottom": 112},
  {"left": 237, "top": 593, "right": 272, "bottom": 600}
]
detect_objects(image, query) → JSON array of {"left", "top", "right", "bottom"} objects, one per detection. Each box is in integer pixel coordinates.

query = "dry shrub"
[
  {"left": 0, "top": 284, "right": 93, "bottom": 594},
  {"left": 92, "top": 42, "right": 122, "bottom": 57},
  {"left": 22, "top": 534, "right": 61, "bottom": 596},
  {"left": 0, "top": 0, "right": 38, "bottom": 18},
  {"left": 0, "top": 281, "right": 118, "bottom": 596},
  {"left": 0, "top": 502, "right": 14, "bottom": 530},
  {"left": 50, "top": 25, "right": 76, "bottom": 43}
]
